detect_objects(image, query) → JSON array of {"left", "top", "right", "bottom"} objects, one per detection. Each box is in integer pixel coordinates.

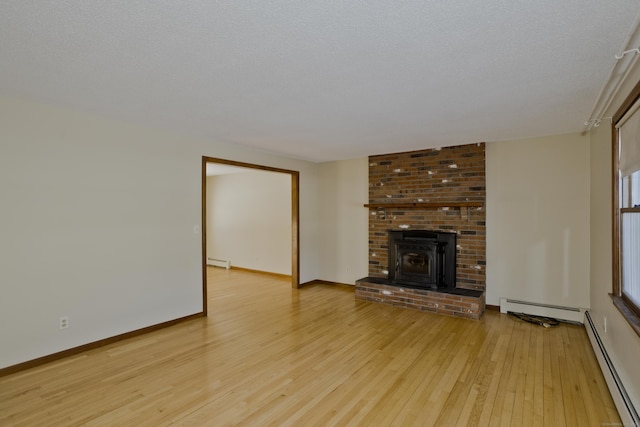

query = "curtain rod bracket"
[
  {"left": 615, "top": 48, "right": 640, "bottom": 60},
  {"left": 584, "top": 117, "right": 612, "bottom": 128}
]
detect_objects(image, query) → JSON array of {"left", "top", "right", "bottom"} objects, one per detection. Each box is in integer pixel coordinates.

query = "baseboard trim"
[
  {"left": 230, "top": 266, "right": 292, "bottom": 279},
  {"left": 300, "top": 279, "right": 355, "bottom": 291},
  {"left": 485, "top": 304, "right": 500, "bottom": 312},
  {"left": 300, "top": 279, "right": 321, "bottom": 287},
  {"left": 0, "top": 312, "right": 205, "bottom": 377},
  {"left": 584, "top": 311, "right": 639, "bottom": 426}
]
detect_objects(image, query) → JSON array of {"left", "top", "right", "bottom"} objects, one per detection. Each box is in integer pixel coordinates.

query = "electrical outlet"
[
  {"left": 59, "top": 316, "right": 69, "bottom": 330},
  {"left": 346, "top": 265, "right": 351, "bottom": 273},
  {"left": 603, "top": 315, "right": 607, "bottom": 333}
]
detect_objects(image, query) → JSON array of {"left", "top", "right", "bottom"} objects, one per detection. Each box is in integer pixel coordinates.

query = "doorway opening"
[{"left": 201, "top": 157, "right": 300, "bottom": 314}]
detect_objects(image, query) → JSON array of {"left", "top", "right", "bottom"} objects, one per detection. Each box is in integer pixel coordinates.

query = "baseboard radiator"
[
  {"left": 499, "top": 298, "right": 585, "bottom": 323},
  {"left": 207, "top": 258, "right": 230, "bottom": 269},
  {"left": 584, "top": 311, "right": 639, "bottom": 427}
]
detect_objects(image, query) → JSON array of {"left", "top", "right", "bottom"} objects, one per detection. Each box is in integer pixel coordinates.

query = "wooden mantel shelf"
[{"left": 364, "top": 202, "right": 483, "bottom": 209}]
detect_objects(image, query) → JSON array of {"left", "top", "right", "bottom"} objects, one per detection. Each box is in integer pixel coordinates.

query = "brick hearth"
[
  {"left": 355, "top": 278, "right": 485, "bottom": 320},
  {"left": 357, "top": 143, "right": 486, "bottom": 319}
]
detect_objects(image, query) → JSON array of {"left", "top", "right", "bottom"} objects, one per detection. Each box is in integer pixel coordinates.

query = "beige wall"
[
  {"left": 486, "top": 133, "right": 591, "bottom": 308},
  {"left": 589, "top": 109, "right": 640, "bottom": 411},
  {"left": 0, "top": 95, "right": 320, "bottom": 369},
  {"left": 317, "top": 158, "right": 369, "bottom": 284},
  {"left": 206, "top": 171, "right": 291, "bottom": 275}
]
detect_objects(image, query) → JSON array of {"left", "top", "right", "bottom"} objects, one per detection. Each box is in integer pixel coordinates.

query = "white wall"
[
  {"left": 317, "top": 158, "right": 369, "bottom": 284},
  {"left": 0, "top": 95, "right": 320, "bottom": 369},
  {"left": 206, "top": 171, "right": 291, "bottom": 275},
  {"left": 588, "top": 70, "right": 640, "bottom": 409},
  {"left": 486, "top": 133, "right": 591, "bottom": 308}
]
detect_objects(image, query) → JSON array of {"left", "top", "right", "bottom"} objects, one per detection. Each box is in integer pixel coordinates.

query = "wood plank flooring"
[{"left": 0, "top": 267, "right": 621, "bottom": 426}]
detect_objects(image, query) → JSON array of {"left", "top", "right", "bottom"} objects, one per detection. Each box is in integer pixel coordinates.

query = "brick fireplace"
[{"left": 355, "top": 143, "right": 486, "bottom": 319}]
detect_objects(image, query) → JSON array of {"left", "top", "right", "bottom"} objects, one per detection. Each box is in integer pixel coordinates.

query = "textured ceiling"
[{"left": 1, "top": 1, "right": 638, "bottom": 162}]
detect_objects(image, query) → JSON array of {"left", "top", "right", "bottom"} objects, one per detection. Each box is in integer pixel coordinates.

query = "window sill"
[{"left": 611, "top": 294, "right": 640, "bottom": 338}]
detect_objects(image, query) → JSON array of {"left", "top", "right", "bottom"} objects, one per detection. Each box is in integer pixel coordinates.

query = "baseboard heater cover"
[
  {"left": 207, "top": 258, "right": 230, "bottom": 269},
  {"left": 584, "top": 311, "right": 639, "bottom": 427},
  {"left": 499, "top": 298, "right": 585, "bottom": 324}
]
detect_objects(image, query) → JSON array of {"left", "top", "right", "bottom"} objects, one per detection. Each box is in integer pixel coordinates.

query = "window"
[
  {"left": 614, "top": 91, "right": 640, "bottom": 331},
  {"left": 620, "top": 171, "right": 640, "bottom": 308}
]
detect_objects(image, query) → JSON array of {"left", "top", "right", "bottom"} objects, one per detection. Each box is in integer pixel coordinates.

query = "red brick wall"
[{"left": 368, "top": 143, "right": 486, "bottom": 291}]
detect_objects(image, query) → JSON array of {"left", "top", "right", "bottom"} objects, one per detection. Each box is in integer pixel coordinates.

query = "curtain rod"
[{"left": 585, "top": 13, "right": 640, "bottom": 131}]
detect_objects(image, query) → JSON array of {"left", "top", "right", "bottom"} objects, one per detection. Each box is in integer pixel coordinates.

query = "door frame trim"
[{"left": 201, "top": 157, "right": 300, "bottom": 313}]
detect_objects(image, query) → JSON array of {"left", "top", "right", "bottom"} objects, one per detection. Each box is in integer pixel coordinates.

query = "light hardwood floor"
[{"left": 0, "top": 267, "right": 620, "bottom": 426}]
